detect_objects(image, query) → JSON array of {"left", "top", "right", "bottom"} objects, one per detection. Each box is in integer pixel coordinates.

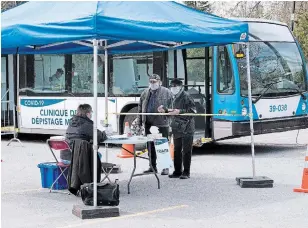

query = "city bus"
[{"left": 2, "top": 18, "right": 307, "bottom": 146}]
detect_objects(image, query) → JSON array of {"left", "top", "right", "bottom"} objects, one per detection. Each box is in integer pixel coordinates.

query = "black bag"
[
  {"left": 80, "top": 180, "right": 120, "bottom": 206},
  {"left": 170, "top": 116, "right": 190, "bottom": 133}
]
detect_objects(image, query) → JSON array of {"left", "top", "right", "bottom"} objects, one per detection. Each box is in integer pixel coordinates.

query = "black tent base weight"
[
  {"left": 72, "top": 204, "right": 120, "bottom": 219},
  {"left": 236, "top": 176, "right": 274, "bottom": 188}
]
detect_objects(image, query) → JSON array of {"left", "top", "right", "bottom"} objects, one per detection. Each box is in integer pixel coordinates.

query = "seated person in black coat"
[
  {"left": 60, "top": 104, "right": 106, "bottom": 163},
  {"left": 65, "top": 104, "right": 107, "bottom": 195},
  {"left": 66, "top": 104, "right": 105, "bottom": 144}
]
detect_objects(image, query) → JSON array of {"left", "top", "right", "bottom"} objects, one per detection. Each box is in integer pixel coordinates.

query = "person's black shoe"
[
  {"left": 168, "top": 172, "right": 182, "bottom": 178},
  {"left": 161, "top": 168, "right": 169, "bottom": 175},
  {"left": 179, "top": 172, "right": 190, "bottom": 179},
  {"left": 143, "top": 167, "right": 157, "bottom": 173}
]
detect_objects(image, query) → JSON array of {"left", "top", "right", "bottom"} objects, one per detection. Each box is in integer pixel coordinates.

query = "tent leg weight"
[
  {"left": 236, "top": 176, "right": 274, "bottom": 188},
  {"left": 72, "top": 204, "right": 120, "bottom": 219}
]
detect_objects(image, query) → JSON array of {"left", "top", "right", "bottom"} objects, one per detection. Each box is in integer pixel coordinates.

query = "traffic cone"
[
  {"left": 169, "top": 136, "right": 174, "bottom": 161},
  {"left": 117, "top": 122, "right": 134, "bottom": 158},
  {"left": 293, "top": 146, "right": 308, "bottom": 193},
  {"left": 117, "top": 144, "right": 135, "bottom": 158}
]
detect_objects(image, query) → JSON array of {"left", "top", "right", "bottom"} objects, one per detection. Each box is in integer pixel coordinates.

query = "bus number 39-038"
[{"left": 269, "top": 104, "right": 287, "bottom": 112}]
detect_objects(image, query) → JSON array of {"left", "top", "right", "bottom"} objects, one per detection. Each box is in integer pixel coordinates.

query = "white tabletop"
[{"left": 103, "top": 136, "right": 150, "bottom": 145}]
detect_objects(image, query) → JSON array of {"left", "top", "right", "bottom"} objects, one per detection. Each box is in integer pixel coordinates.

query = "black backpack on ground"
[{"left": 80, "top": 180, "right": 120, "bottom": 206}]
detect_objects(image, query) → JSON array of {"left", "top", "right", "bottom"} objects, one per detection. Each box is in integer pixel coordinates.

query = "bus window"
[
  {"left": 217, "top": 46, "right": 234, "bottom": 94},
  {"left": 167, "top": 50, "right": 175, "bottom": 80},
  {"left": 1, "top": 56, "right": 7, "bottom": 100},
  {"left": 234, "top": 42, "right": 306, "bottom": 96},
  {"left": 1, "top": 56, "right": 8, "bottom": 117},
  {"left": 186, "top": 48, "right": 206, "bottom": 94},
  {"left": 112, "top": 54, "right": 153, "bottom": 96},
  {"left": 71, "top": 54, "right": 105, "bottom": 94},
  {"left": 177, "top": 50, "right": 185, "bottom": 81},
  {"left": 166, "top": 50, "right": 185, "bottom": 87},
  {"left": 29, "top": 54, "right": 65, "bottom": 92}
]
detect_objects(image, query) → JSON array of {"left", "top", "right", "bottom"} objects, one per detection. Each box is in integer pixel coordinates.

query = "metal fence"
[{"left": 1, "top": 89, "right": 23, "bottom": 146}]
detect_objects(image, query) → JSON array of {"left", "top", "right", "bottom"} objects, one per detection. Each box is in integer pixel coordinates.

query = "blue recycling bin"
[{"left": 37, "top": 162, "right": 68, "bottom": 190}]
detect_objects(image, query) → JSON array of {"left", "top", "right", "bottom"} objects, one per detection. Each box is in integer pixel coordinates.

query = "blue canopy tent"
[
  {"left": 2, "top": 1, "right": 248, "bottom": 51},
  {"left": 2, "top": 1, "right": 259, "bottom": 205}
]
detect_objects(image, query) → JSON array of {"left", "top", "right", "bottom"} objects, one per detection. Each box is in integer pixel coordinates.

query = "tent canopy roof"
[{"left": 2, "top": 1, "right": 248, "bottom": 54}]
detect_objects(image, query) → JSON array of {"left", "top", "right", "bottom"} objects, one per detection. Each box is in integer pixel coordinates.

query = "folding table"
[{"left": 102, "top": 136, "right": 161, "bottom": 194}]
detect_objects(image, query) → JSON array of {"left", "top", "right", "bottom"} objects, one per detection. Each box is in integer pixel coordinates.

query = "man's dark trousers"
[
  {"left": 145, "top": 124, "right": 169, "bottom": 169},
  {"left": 173, "top": 135, "right": 194, "bottom": 175}
]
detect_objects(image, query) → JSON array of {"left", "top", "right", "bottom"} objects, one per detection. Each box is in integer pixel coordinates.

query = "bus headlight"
[
  {"left": 302, "top": 103, "right": 306, "bottom": 111},
  {"left": 242, "top": 107, "right": 248, "bottom": 116}
]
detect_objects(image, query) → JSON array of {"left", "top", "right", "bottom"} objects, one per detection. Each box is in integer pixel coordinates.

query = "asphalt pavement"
[{"left": 1, "top": 129, "right": 308, "bottom": 228}]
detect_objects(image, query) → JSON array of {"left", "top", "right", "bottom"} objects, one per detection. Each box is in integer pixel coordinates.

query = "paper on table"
[
  {"left": 108, "top": 135, "right": 129, "bottom": 140},
  {"left": 50, "top": 136, "right": 65, "bottom": 140},
  {"left": 147, "top": 134, "right": 162, "bottom": 140}
]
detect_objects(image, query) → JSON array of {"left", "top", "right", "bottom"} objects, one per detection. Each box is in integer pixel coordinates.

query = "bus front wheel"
[{"left": 123, "top": 106, "right": 138, "bottom": 131}]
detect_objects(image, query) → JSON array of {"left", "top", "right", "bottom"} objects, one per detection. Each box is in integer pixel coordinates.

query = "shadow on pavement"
[
  {"left": 3, "top": 173, "right": 300, "bottom": 225},
  {"left": 193, "top": 142, "right": 305, "bottom": 156}
]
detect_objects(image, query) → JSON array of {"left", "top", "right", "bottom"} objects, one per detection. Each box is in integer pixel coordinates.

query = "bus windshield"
[{"left": 234, "top": 23, "right": 307, "bottom": 97}]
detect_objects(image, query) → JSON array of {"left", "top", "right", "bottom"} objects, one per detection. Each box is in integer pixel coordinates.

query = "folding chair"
[
  {"left": 46, "top": 138, "right": 71, "bottom": 194},
  {"left": 101, "top": 162, "right": 116, "bottom": 183}
]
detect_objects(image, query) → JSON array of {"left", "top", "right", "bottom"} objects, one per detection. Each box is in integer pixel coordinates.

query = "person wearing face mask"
[
  {"left": 137, "top": 74, "right": 173, "bottom": 175},
  {"left": 158, "top": 78, "right": 196, "bottom": 179}
]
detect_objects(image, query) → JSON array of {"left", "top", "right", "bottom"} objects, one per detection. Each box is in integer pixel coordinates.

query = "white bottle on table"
[{"left": 124, "top": 122, "right": 132, "bottom": 137}]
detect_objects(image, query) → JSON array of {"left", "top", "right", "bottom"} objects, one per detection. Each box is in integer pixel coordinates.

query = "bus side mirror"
[
  {"left": 233, "top": 44, "right": 246, "bottom": 59},
  {"left": 235, "top": 49, "right": 245, "bottom": 59}
]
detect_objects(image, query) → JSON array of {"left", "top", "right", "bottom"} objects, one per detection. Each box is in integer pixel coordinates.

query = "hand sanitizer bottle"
[{"left": 124, "top": 122, "right": 132, "bottom": 137}]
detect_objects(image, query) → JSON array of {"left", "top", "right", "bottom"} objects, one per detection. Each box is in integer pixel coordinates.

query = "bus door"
[
  {"left": 1, "top": 55, "right": 15, "bottom": 129},
  {"left": 212, "top": 46, "right": 239, "bottom": 140},
  {"left": 183, "top": 48, "right": 212, "bottom": 140}
]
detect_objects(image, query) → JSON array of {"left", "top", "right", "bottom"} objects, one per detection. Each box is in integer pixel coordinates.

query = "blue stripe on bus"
[
  {"left": 295, "top": 92, "right": 308, "bottom": 116},
  {"left": 20, "top": 99, "right": 66, "bottom": 107}
]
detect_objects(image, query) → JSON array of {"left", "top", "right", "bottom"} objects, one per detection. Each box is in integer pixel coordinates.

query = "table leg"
[
  {"left": 127, "top": 146, "right": 137, "bottom": 194},
  {"left": 148, "top": 142, "right": 160, "bottom": 190}
]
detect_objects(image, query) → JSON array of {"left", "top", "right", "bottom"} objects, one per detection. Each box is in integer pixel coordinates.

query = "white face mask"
[
  {"left": 171, "top": 86, "right": 181, "bottom": 95},
  {"left": 150, "top": 82, "right": 159, "bottom": 90}
]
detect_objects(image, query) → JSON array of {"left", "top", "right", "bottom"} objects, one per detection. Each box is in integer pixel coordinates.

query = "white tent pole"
[
  {"left": 92, "top": 39, "right": 98, "bottom": 207},
  {"left": 104, "top": 41, "right": 108, "bottom": 125},
  {"left": 16, "top": 54, "right": 20, "bottom": 137},
  {"left": 246, "top": 42, "right": 256, "bottom": 178},
  {"left": 104, "top": 41, "right": 109, "bottom": 163}
]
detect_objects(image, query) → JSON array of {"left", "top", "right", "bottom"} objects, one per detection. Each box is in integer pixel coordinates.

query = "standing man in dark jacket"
[
  {"left": 137, "top": 74, "right": 173, "bottom": 175},
  {"left": 159, "top": 79, "right": 196, "bottom": 179}
]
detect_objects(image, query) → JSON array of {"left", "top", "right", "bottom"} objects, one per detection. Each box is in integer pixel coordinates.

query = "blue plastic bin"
[{"left": 37, "top": 162, "right": 68, "bottom": 190}]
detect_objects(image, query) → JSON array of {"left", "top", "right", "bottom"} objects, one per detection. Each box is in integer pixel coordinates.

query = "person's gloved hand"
[
  {"left": 157, "top": 105, "right": 165, "bottom": 113},
  {"left": 168, "top": 109, "right": 180, "bottom": 115}
]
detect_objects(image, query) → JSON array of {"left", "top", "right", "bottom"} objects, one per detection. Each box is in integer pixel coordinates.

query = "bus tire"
[{"left": 122, "top": 107, "right": 146, "bottom": 151}]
